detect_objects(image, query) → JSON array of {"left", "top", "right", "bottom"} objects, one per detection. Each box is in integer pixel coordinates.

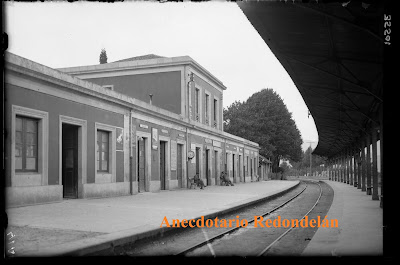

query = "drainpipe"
[
  {"left": 186, "top": 127, "right": 189, "bottom": 188},
  {"left": 224, "top": 138, "right": 227, "bottom": 177},
  {"left": 129, "top": 109, "right": 133, "bottom": 195},
  {"left": 186, "top": 72, "right": 194, "bottom": 188},
  {"left": 243, "top": 142, "right": 246, "bottom": 182}
]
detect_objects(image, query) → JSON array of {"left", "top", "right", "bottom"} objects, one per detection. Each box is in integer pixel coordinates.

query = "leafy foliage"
[
  {"left": 99, "top": 48, "right": 108, "bottom": 64},
  {"left": 224, "top": 88, "right": 303, "bottom": 173}
]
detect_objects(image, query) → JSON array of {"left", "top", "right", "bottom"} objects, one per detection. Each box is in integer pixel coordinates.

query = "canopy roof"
[{"left": 238, "top": 0, "right": 384, "bottom": 158}]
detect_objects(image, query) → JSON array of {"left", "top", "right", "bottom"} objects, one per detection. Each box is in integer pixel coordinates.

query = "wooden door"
[
  {"left": 225, "top": 152, "right": 228, "bottom": 173},
  {"left": 138, "top": 138, "right": 146, "bottom": 192},
  {"left": 250, "top": 158, "right": 253, "bottom": 179},
  {"left": 206, "top": 149, "right": 210, "bottom": 185},
  {"left": 177, "top": 144, "right": 183, "bottom": 188},
  {"left": 214, "top": 151, "right": 218, "bottom": 184},
  {"left": 62, "top": 124, "right": 78, "bottom": 198},
  {"left": 160, "top": 141, "right": 166, "bottom": 190},
  {"left": 232, "top": 154, "right": 236, "bottom": 183},
  {"left": 239, "top": 155, "right": 242, "bottom": 182},
  {"left": 196, "top": 147, "right": 200, "bottom": 175}
]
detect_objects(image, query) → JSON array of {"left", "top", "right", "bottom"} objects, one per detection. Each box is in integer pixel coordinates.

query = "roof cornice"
[
  {"left": 56, "top": 55, "right": 227, "bottom": 90},
  {"left": 56, "top": 56, "right": 191, "bottom": 73}
]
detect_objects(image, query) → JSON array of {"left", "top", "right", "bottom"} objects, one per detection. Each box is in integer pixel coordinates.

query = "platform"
[
  {"left": 5, "top": 180, "right": 299, "bottom": 257},
  {"left": 302, "top": 180, "right": 383, "bottom": 256}
]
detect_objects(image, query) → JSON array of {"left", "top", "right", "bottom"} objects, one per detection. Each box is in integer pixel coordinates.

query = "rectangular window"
[
  {"left": 205, "top": 94, "right": 209, "bottom": 123},
  {"left": 195, "top": 88, "right": 200, "bottom": 121},
  {"left": 251, "top": 158, "right": 253, "bottom": 176},
  {"left": 247, "top": 156, "right": 249, "bottom": 175},
  {"left": 15, "top": 116, "right": 38, "bottom": 172},
  {"left": 213, "top": 99, "right": 218, "bottom": 127},
  {"left": 214, "top": 99, "right": 217, "bottom": 120},
  {"left": 97, "top": 130, "right": 109, "bottom": 172},
  {"left": 225, "top": 152, "right": 228, "bottom": 172}
]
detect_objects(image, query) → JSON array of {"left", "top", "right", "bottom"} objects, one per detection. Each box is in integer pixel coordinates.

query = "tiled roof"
[{"left": 114, "top": 54, "right": 165, "bottom": 62}]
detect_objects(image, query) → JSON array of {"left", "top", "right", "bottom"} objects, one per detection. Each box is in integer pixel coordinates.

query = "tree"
[
  {"left": 99, "top": 48, "right": 108, "bottom": 64},
  {"left": 224, "top": 88, "right": 303, "bottom": 175}
]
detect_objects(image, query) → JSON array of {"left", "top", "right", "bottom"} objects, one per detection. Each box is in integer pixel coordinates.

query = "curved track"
[
  {"left": 120, "top": 180, "right": 333, "bottom": 257},
  {"left": 175, "top": 182, "right": 314, "bottom": 256},
  {"left": 182, "top": 180, "right": 326, "bottom": 257},
  {"left": 256, "top": 180, "right": 322, "bottom": 256}
]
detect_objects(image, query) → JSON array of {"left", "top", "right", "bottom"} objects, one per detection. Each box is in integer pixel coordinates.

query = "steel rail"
[
  {"left": 257, "top": 180, "right": 323, "bottom": 256},
  {"left": 174, "top": 182, "right": 309, "bottom": 256}
]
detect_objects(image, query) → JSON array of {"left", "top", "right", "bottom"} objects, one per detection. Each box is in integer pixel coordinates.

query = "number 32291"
[{"left": 384, "top": 14, "right": 391, "bottom": 45}]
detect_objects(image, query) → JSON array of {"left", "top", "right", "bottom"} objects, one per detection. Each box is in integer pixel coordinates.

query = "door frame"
[
  {"left": 136, "top": 131, "right": 151, "bottom": 192},
  {"left": 205, "top": 147, "right": 210, "bottom": 186},
  {"left": 160, "top": 140, "right": 166, "bottom": 190},
  {"left": 159, "top": 136, "right": 170, "bottom": 190},
  {"left": 176, "top": 139, "right": 187, "bottom": 188},
  {"left": 239, "top": 154, "right": 242, "bottom": 182},
  {"left": 191, "top": 143, "right": 203, "bottom": 187},
  {"left": 62, "top": 124, "right": 78, "bottom": 198},
  {"left": 59, "top": 115, "right": 87, "bottom": 199},
  {"left": 137, "top": 136, "right": 146, "bottom": 193},
  {"left": 214, "top": 150, "right": 219, "bottom": 185},
  {"left": 196, "top": 147, "right": 201, "bottom": 175},
  {"left": 177, "top": 143, "right": 184, "bottom": 188},
  {"left": 232, "top": 153, "right": 236, "bottom": 183}
]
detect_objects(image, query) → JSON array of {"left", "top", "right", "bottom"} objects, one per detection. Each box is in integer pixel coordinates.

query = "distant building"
[
  {"left": 5, "top": 52, "right": 260, "bottom": 207},
  {"left": 258, "top": 155, "right": 272, "bottom": 180}
]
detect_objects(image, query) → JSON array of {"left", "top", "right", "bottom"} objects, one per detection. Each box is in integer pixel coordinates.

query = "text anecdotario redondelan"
[{"left": 160, "top": 215, "right": 338, "bottom": 228}]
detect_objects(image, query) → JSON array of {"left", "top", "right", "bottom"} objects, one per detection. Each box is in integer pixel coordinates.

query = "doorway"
[
  {"left": 177, "top": 144, "right": 183, "bottom": 188},
  {"left": 160, "top": 141, "right": 166, "bottom": 190},
  {"left": 196, "top": 147, "right": 200, "bottom": 176},
  {"left": 232, "top": 154, "right": 236, "bottom": 183},
  {"left": 214, "top": 150, "right": 218, "bottom": 185},
  {"left": 62, "top": 124, "right": 79, "bottom": 198},
  {"left": 239, "top": 154, "right": 242, "bottom": 182},
  {"left": 225, "top": 152, "right": 228, "bottom": 173},
  {"left": 206, "top": 149, "right": 210, "bottom": 186},
  {"left": 138, "top": 137, "right": 146, "bottom": 192},
  {"left": 250, "top": 158, "right": 253, "bottom": 179}
]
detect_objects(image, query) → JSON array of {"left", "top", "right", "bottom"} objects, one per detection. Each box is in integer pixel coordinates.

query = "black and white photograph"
[{"left": 3, "top": 0, "right": 390, "bottom": 260}]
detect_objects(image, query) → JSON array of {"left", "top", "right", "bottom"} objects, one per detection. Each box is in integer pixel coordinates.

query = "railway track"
[
  {"left": 174, "top": 181, "right": 314, "bottom": 256},
  {"left": 256, "top": 180, "right": 322, "bottom": 256},
  {"left": 120, "top": 180, "right": 333, "bottom": 256}
]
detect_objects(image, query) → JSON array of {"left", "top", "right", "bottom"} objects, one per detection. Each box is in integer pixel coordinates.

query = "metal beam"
[
  {"left": 342, "top": 92, "right": 379, "bottom": 126},
  {"left": 315, "top": 118, "right": 363, "bottom": 132},
  {"left": 298, "top": 82, "right": 373, "bottom": 96},
  {"left": 302, "top": 85, "right": 361, "bottom": 111},
  {"left": 282, "top": 50, "right": 382, "bottom": 65},
  {"left": 303, "top": 85, "right": 379, "bottom": 125},
  {"left": 285, "top": 55, "right": 383, "bottom": 102},
  {"left": 294, "top": 2, "right": 383, "bottom": 42}
]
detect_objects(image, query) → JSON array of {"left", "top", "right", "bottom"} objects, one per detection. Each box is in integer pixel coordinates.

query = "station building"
[{"left": 4, "top": 52, "right": 260, "bottom": 207}]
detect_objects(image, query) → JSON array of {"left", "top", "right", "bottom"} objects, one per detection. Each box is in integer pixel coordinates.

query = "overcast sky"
[{"left": 4, "top": 1, "right": 319, "bottom": 151}]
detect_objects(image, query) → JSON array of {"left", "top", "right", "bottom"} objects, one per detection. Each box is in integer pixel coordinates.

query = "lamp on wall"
[{"left": 149, "top": 94, "right": 153, "bottom": 105}]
